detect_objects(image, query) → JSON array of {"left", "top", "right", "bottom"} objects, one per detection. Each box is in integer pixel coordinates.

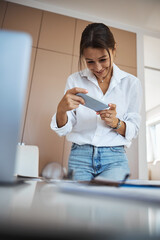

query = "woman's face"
[{"left": 83, "top": 47, "right": 115, "bottom": 80}]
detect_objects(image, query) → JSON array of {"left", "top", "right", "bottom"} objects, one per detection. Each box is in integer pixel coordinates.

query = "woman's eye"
[
  {"left": 100, "top": 59, "right": 106, "bottom": 62},
  {"left": 87, "top": 61, "right": 94, "bottom": 64}
]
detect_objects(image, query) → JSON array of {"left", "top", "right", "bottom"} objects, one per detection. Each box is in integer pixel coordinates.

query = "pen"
[{"left": 121, "top": 174, "right": 130, "bottom": 185}]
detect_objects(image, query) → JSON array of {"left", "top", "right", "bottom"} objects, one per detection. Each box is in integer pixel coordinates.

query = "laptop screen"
[{"left": 0, "top": 30, "right": 32, "bottom": 183}]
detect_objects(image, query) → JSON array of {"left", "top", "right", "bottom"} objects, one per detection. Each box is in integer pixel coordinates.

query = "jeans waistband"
[{"left": 72, "top": 143, "right": 124, "bottom": 149}]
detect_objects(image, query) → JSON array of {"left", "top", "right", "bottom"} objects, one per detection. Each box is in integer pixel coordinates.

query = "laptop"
[{"left": 0, "top": 30, "right": 32, "bottom": 184}]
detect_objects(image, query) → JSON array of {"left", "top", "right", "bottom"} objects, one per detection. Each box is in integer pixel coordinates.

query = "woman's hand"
[
  {"left": 97, "top": 103, "right": 126, "bottom": 136},
  {"left": 57, "top": 87, "right": 88, "bottom": 114},
  {"left": 56, "top": 87, "right": 88, "bottom": 128},
  {"left": 97, "top": 103, "right": 118, "bottom": 128}
]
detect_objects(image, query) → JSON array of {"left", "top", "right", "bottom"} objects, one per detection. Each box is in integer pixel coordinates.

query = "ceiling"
[{"left": 8, "top": 0, "right": 160, "bottom": 35}]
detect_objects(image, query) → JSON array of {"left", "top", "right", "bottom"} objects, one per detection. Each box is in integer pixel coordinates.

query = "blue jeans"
[{"left": 68, "top": 143, "right": 130, "bottom": 181}]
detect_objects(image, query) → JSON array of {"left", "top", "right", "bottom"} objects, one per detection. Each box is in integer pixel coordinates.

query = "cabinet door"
[
  {"left": 73, "top": 19, "right": 91, "bottom": 56},
  {"left": 0, "top": 1, "right": 7, "bottom": 28},
  {"left": 39, "top": 11, "right": 76, "bottom": 54},
  {"left": 2, "top": 2, "right": 42, "bottom": 47},
  {"left": 20, "top": 47, "right": 36, "bottom": 142},
  {"left": 23, "top": 49, "right": 72, "bottom": 174}
]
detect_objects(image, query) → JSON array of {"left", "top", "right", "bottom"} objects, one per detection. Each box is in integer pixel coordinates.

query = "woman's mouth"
[{"left": 95, "top": 69, "right": 105, "bottom": 75}]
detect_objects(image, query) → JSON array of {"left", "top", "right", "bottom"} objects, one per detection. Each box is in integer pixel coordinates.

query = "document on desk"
[
  {"left": 121, "top": 179, "right": 160, "bottom": 188},
  {"left": 16, "top": 175, "right": 44, "bottom": 181},
  {"left": 91, "top": 177, "right": 160, "bottom": 188},
  {"left": 57, "top": 179, "right": 160, "bottom": 204}
]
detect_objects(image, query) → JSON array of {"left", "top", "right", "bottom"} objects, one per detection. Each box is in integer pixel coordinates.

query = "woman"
[{"left": 50, "top": 23, "right": 142, "bottom": 181}]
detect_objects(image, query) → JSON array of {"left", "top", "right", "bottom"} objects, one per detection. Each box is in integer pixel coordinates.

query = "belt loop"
[{"left": 92, "top": 145, "right": 95, "bottom": 170}]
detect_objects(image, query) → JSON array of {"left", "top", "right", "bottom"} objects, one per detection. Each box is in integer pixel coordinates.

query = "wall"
[
  {"left": 1, "top": 1, "right": 138, "bottom": 177},
  {"left": 144, "top": 36, "right": 160, "bottom": 114},
  {"left": 144, "top": 36, "right": 160, "bottom": 166}
]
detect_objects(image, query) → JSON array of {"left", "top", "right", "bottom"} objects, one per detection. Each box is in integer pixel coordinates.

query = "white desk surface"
[{"left": 0, "top": 179, "right": 160, "bottom": 240}]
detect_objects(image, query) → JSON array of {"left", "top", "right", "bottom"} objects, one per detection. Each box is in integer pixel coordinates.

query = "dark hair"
[{"left": 79, "top": 23, "right": 116, "bottom": 70}]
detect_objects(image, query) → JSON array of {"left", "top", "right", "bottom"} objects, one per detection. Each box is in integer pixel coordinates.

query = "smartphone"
[{"left": 76, "top": 93, "right": 109, "bottom": 111}]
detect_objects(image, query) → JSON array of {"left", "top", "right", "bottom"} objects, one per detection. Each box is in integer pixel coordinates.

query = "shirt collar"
[
  {"left": 112, "top": 63, "right": 128, "bottom": 84},
  {"left": 80, "top": 63, "right": 128, "bottom": 83},
  {"left": 80, "top": 68, "right": 97, "bottom": 83}
]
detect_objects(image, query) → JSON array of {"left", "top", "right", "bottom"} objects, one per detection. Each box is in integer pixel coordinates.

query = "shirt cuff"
[
  {"left": 50, "top": 113, "right": 71, "bottom": 136},
  {"left": 124, "top": 120, "right": 138, "bottom": 141}
]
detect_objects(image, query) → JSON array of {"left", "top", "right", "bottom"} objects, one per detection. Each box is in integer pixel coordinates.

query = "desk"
[{"left": 0, "top": 180, "right": 160, "bottom": 240}]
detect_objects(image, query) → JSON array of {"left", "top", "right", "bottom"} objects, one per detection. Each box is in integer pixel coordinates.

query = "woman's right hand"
[
  {"left": 56, "top": 87, "right": 88, "bottom": 128},
  {"left": 57, "top": 87, "right": 88, "bottom": 114}
]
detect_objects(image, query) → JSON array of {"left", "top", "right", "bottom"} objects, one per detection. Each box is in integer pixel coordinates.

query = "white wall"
[
  {"left": 144, "top": 36, "right": 160, "bottom": 114},
  {"left": 144, "top": 35, "right": 160, "bottom": 165}
]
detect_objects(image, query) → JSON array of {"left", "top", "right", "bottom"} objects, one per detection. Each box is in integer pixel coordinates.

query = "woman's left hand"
[{"left": 97, "top": 103, "right": 118, "bottom": 128}]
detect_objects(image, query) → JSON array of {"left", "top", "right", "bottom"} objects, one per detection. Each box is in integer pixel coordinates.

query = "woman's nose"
[{"left": 94, "top": 62, "right": 102, "bottom": 72}]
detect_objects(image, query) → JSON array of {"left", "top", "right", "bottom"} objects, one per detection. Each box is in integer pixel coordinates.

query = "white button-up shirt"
[{"left": 50, "top": 64, "right": 142, "bottom": 147}]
